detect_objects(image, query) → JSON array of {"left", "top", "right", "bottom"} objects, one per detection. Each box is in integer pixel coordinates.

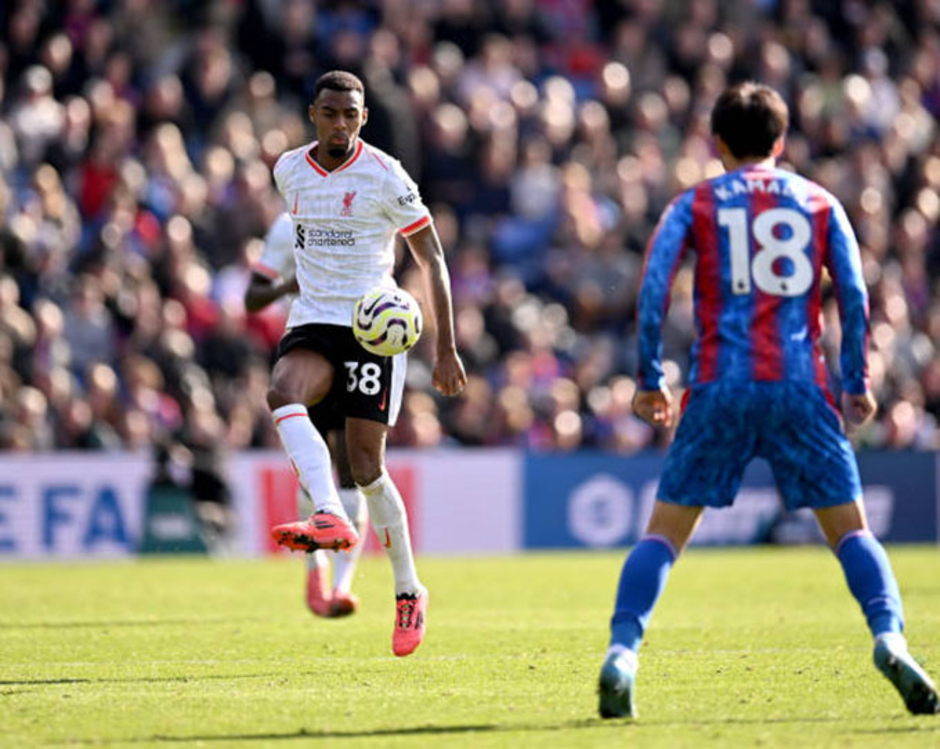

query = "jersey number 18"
[{"left": 718, "top": 207, "right": 813, "bottom": 297}]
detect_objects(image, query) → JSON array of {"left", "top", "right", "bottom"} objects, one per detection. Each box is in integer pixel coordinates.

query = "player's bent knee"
[
  {"left": 267, "top": 365, "right": 332, "bottom": 412},
  {"left": 266, "top": 361, "right": 302, "bottom": 411},
  {"left": 336, "top": 469, "right": 357, "bottom": 489},
  {"left": 349, "top": 453, "right": 383, "bottom": 487},
  {"left": 814, "top": 501, "right": 868, "bottom": 548},
  {"left": 266, "top": 383, "right": 295, "bottom": 411},
  {"left": 351, "top": 464, "right": 382, "bottom": 488}
]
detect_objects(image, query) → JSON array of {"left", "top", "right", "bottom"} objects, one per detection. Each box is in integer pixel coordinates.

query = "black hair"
[
  {"left": 313, "top": 70, "right": 364, "bottom": 102},
  {"left": 710, "top": 82, "right": 789, "bottom": 159}
]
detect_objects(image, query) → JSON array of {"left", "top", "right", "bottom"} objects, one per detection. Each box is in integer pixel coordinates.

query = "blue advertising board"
[{"left": 523, "top": 452, "right": 938, "bottom": 549}]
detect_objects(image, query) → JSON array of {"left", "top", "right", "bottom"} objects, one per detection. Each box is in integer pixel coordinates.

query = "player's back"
[
  {"left": 677, "top": 164, "right": 864, "bottom": 393},
  {"left": 641, "top": 163, "right": 870, "bottom": 509}
]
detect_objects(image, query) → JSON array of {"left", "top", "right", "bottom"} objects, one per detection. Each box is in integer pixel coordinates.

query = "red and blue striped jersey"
[{"left": 637, "top": 164, "right": 869, "bottom": 396}]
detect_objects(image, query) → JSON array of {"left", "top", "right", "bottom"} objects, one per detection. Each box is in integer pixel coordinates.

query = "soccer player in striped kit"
[
  {"left": 599, "top": 82, "right": 938, "bottom": 718},
  {"left": 266, "top": 71, "right": 466, "bottom": 656}
]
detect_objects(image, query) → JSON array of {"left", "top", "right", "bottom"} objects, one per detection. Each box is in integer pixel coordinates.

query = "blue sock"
[
  {"left": 836, "top": 530, "right": 904, "bottom": 636},
  {"left": 609, "top": 535, "right": 677, "bottom": 651}
]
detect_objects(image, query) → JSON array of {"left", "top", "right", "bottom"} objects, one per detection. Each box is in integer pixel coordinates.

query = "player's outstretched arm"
[
  {"left": 404, "top": 225, "right": 467, "bottom": 397},
  {"left": 244, "top": 273, "right": 300, "bottom": 313}
]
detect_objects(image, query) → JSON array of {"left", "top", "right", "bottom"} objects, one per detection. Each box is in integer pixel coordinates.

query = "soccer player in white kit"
[
  {"left": 266, "top": 71, "right": 466, "bottom": 657},
  {"left": 245, "top": 212, "right": 368, "bottom": 619}
]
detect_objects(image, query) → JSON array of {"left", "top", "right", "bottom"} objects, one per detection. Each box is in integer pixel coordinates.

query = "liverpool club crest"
[{"left": 341, "top": 191, "right": 357, "bottom": 217}]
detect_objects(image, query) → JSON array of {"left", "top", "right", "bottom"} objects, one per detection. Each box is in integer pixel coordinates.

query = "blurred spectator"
[{"left": 62, "top": 274, "right": 115, "bottom": 377}]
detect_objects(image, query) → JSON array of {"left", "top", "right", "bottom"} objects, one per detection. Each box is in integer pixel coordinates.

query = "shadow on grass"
[
  {"left": 855, "top": 724, "right": 940, "bottom": 734},
  {"left": 0, "top": 617, "right": 266, "bottom": 630},
  {"left": 0, "top": 673, "right": 288, "bottom": 687},
  {"left": 48, "top": 716, "right": 855, "bottom": 744}
]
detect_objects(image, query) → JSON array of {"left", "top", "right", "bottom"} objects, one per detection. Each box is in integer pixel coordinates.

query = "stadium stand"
[{"left": 0, "top": 0, "right": 938, "bottom": 455}]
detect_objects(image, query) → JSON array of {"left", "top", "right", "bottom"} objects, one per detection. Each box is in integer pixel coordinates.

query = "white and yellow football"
[{"left": 352, "top": 287, "right": 423, "bottom": 357}]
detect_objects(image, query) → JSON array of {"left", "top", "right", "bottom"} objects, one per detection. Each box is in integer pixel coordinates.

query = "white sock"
[
  {"left": 359, "top": 471, "right": 420, "bottom": 596},
  {"left": 296, "top": 486, "right": 329, "bottom": 570},
  {"left": 875, "top": 632, "right": 908, "bottom": 652},
  {"left": 272, "top": 404, "right": 345, "bottom": 518},
  {"left": 605, "top": 644, "right": 639, "bottom": 671},
  {"left": 296, "top": 484, "right": 314, "bottom": 517},
  {"left": 306, "top": 549, "right": 329, "bottom": 570},
  {"left": 332, "top": 487, "right": 367, "bottom": 593}
]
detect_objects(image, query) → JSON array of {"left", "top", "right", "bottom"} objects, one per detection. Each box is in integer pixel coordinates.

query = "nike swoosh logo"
[
  {"left": 383, "top": 529, "right": 391, "bottom": 548},
  {"left": 379, "top": 390, "right": 387, "bottom": 411}
]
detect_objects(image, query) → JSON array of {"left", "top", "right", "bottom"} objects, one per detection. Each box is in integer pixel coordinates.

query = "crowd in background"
[{"left": 1, "top": 0, "right": 939, "bottom": 462}]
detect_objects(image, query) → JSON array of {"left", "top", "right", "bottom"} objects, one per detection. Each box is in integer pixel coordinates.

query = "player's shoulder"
[
  {"left": 273, "top": 142, "right": 313, "bottom": 182},
  {"left": 273, "top": 143, "right": 309, "bottom": 170},
  {"left": 776, "top": 168, "right": 838, "bottom": 205},
  {"left": 776, "top": 170, "right": 852, "bottom": 225},
  {"left": 359, "top": 141, "right": 410, "bottom": 179},
  {"left": 795, "top": 174, "right": 844, "bottom": 211},
  {"left": 659, "top": 184, "right": 697, "bottom": 222},
  {"left": 359, "top": 141, "right": 422, "bottom": 208}
]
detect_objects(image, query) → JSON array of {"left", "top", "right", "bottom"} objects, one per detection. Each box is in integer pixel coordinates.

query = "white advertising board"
[
  {"left": 0, "top": 449, "right": 521, "bottom": 559},
  {"left": 0, "top": 453, "right": 151, "bottom": 558},
  {"left": 226, "top": 449, "right": 521, "bottom": 556}
]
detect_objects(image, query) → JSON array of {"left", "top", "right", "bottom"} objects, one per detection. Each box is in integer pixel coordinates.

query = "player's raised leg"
[
  {"left": 347, "top": 417, "right": 426, "bottom": 656},
  {"left": 326, "top": 429, "right": 367, "bottom": 614},
  {"left": 328, "top": 484, "right": 368, "bottom": 616},
  {"left": 600, "top": 500, "right": 703, "bottom": 718},
  {"left": 268, "top": 349, "right": 358, "bottom": 552},
  {"left": 293, "top": 484, "right": 333, "bottom": 616},
  {"left": 305, "top": 551, "right": 332, "bottom": 615},
  {"left": 816, "top": 502, "right": 939, "bottom": 714}
]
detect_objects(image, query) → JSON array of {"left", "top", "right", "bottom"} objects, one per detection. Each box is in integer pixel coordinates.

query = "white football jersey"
[
  {"left": 253, "top": 211, "right": 295, "bottom": 283},
  {"left": 273, "top": 139, "right": 431, "bottom": 328}
]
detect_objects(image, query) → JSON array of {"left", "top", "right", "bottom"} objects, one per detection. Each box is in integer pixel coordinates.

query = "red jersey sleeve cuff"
[
  {"left": 251, "top": 262, "right": 280, "bottom": 280},
  {"left": 400, "top": 215, "right": 431, "bottom": 237}
]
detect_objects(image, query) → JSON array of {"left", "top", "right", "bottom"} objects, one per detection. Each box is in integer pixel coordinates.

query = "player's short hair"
[
  {"left": 710, "top": 82, "right": 789, "bottom": 159},
  {"left": 313, "top": 70, "right": 364, "bottom": 103}
]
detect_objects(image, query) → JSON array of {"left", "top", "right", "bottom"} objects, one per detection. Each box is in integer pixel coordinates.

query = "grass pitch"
[{"left": 0, "top": 547, "right": 938, "bottom": 748}]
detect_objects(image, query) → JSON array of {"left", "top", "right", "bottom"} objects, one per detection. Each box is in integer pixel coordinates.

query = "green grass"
[{"left": 0, "top": 547, "right": 938, "bottom": 748}]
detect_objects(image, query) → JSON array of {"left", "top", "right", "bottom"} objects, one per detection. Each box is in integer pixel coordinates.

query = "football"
[{"left": 352, "top": 287, "right": 423, "bottom": 357}]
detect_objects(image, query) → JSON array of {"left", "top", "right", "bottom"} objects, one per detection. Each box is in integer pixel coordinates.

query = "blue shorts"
[{"left": 658, "top": 380, "right": 862, "bottom": 510}]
